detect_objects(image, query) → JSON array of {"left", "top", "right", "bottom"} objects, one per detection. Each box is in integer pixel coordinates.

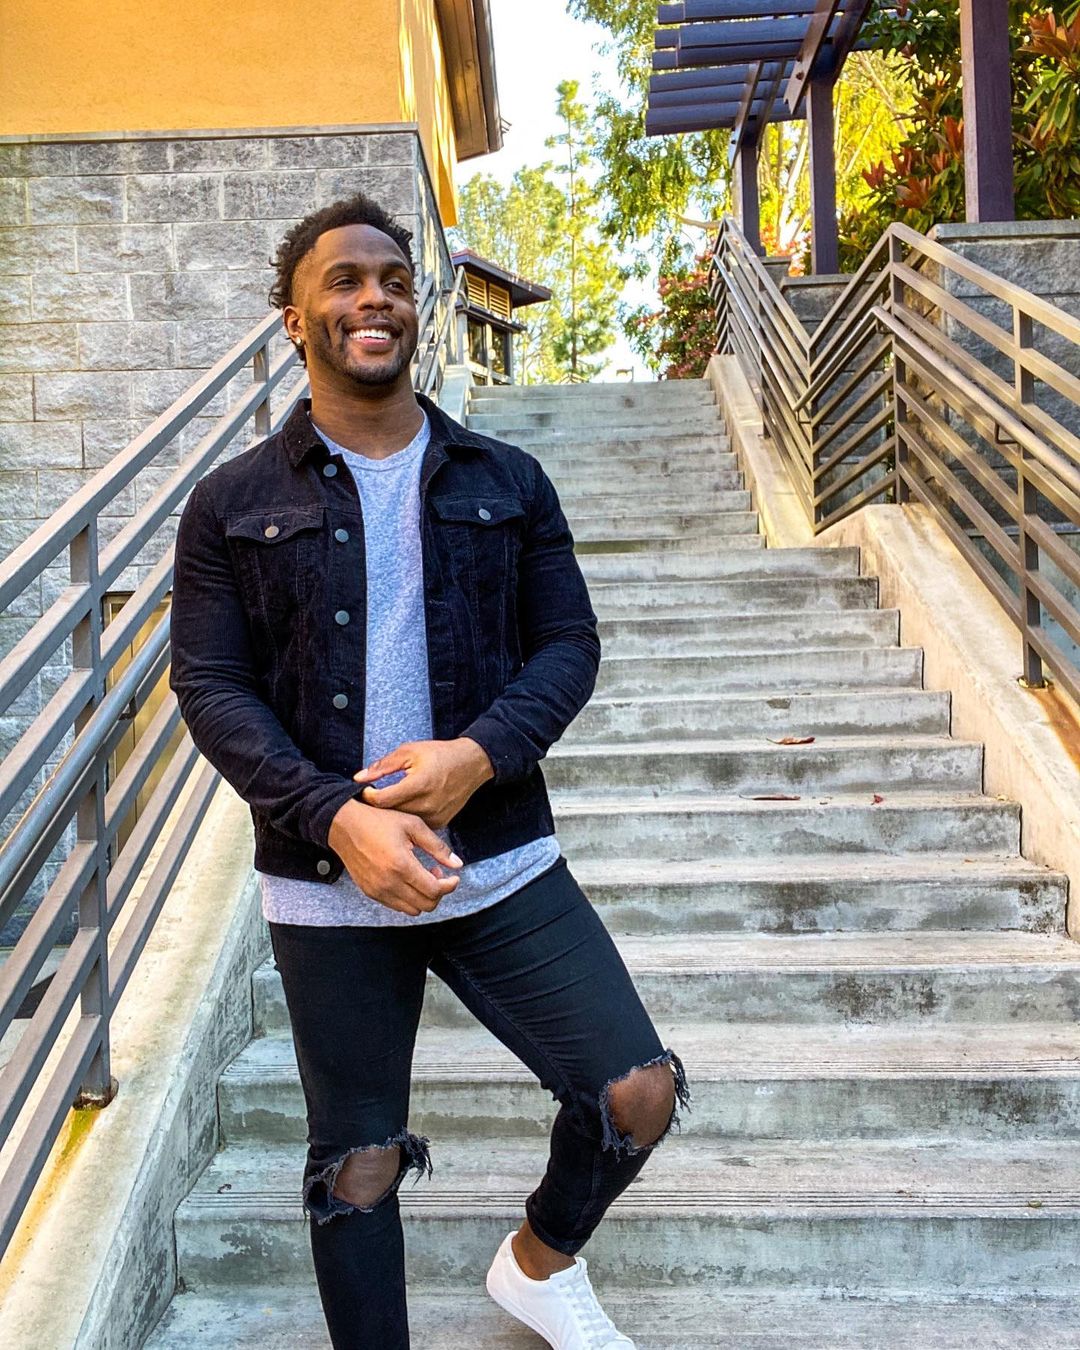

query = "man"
[{"left": 170, "top": 192, "right": 689, "bottom": 1350}]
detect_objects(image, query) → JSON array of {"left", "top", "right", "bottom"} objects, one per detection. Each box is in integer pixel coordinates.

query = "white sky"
[{"left": 460, "top": 0, "right": 650, "bottom": 380}]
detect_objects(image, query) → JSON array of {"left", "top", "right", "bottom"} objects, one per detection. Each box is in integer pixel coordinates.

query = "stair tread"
[
  {"left": 180, "top": 1137, "right": 1080, "bottom": 1214},
  {"left": 144, "top": 1287, "right": 1080, "bottom": 1349},
  {"left": 231, "top": 1019, "right": 1080, "bottom": 1080},
  {"left": 550, "top": 734, "right": 980, "bottom": 755}
]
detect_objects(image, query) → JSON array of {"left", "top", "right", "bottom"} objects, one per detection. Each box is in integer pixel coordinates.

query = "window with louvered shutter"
[{"left": 488, "top": 283, "right": 511, "bottom": 320}]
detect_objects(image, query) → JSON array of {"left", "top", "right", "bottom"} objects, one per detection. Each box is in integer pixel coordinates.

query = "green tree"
[
  {"left": 450, "top": 168, "right": 569, "bottom": 383},
  {"left": 450, "top": 82, "right": 621, "bottom": 384},
  {"left": 545, "top": 80, "right": 623, "bottom": 381}
]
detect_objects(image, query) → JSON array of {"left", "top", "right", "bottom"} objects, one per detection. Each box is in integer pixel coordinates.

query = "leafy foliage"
[
  {"left": 840, "top": 0, "right": 1080, "bottom": 266},
  {"left": 624, "top": 255, "right": 717, "bottom": 380},
  {"left": 449, "top": 82, "right": 621, "bottom": 384}
]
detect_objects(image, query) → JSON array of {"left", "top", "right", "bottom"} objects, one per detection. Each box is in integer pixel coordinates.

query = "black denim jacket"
[{"left": 168, "top": 393, "right": 600, "bottom": 884}]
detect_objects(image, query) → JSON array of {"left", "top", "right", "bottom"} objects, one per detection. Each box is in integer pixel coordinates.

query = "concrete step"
[
  {"left": 561, "top": 485, "right": 749, "bottom": 512},
  {"left": 545, "top": 736, "right": 984, "bottom": 797},
  {"left": 552, "top": 466, "right": 746, "bottom": 494},
  {"left": 567, "top": 689, "right": 951, "bottom": 740},
  {"left": 575, "top": 533, "right": 765, "bottom": 556},
  {"left": 500, "top": 428, "right": 731, "bottom": 452},
  {"left": 550, "top": 792, "right": 1019, "bottom": 860},
  {"left": 596, "top": 608, "right": 901, "bottom": 655},
  {"left": 594, "top": 647, "right": 923, "bottom": 696},
  {"left": 542, "top": 449, "right": 737, "bottom": 477},
  {"left": 173, "top": 1137, "right": 1080, "bottom": 1292},
  {"left": 568, "top": 509, "right": 759, "bottom": 540},
  {"left": 567, "top": 854, "right": 1066, "bottom": 935},
  {"left": 577, "top": 547, "right": 858, "bottom": 584},
  {"left": 589, "top": 576, "right": 879, "bottom": 618},
  {"left": 144, "top": 1285, "right": 1080, "bottom": 1349},
  {"left": 534, "top": 434, "right": 733, "bottom": 460},
  {"left": 219, "top": 1019, "right": 1080, "bottom": 1147},
  {"left": 470, "top": 380, "right": 715, "bottom": 404},
  {"left": 468, "top": 408, "right": 724, "bottom": 434},
  {"left": 253, "top": 928, "right": 1077, "bottom": 1036}
]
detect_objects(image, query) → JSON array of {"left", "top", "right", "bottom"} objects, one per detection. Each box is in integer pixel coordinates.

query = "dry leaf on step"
[
  {"left": 767, "top": 735, "right": 815, "bottom": 745},
  {"left": 871, "top": 793, "right": 885, "bottom": 805},
  {"left": 742, "top": 793, "right": 802, "bottom": 801}
]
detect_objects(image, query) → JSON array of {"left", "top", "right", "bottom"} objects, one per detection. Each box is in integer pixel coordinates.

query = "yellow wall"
[{"left": 0, "top": 0, "right": 459, "bottom": 220}]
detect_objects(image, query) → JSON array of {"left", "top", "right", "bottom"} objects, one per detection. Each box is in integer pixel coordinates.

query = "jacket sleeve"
[
  {"left": 168, "top": 476, "right": 362, "bottom": 848},
  {"left": 460, "top": 453, "right": 601, "bottom": 783}
]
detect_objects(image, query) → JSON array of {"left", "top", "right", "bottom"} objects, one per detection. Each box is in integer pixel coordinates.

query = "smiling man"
[{"left": 169, "top": 193, "right": 689, "bottom": 1350}]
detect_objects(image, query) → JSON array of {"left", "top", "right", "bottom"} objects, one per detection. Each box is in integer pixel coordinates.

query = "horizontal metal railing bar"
[
  {"left": 814, "top": 401, "right": 893, "bottom": 483},
  {"left": 108, "top": 757, "right": 220, "bottom": 1008},
  {"left": 810, "top": 333, "right": 891, "bottom": 429},
  {"left": 0, "top": 626, "right": 171, "bottom": 908},
  {"left": 814, "top": 454, "right": 897, "bottom": 529},
  {"left": 105, "top": 729, "right": 199, "bottom": 926},
  {"left": 719, "top": 263, "right": 810, "bottom": 419},
  {"left": 97, "top": 343, "right": 298, "bottom": 586},
  {"left": 0, "top": 1010, "right": 102, "bottom": 1259},
  {"left": 813, "top": 369, "right": 893, "bottom": 461},
  {"left": 811, "top": 269, "right": 891, "bottom": 381},
  {"left": 892, "top": 261, "right": 1020, "bottom": 366},
  {"left": 895, "top": 382, "right": 1029, "bottom": 522},
  {"left": 1024, "top": 512, "right": 1080, "bottom": 590},
  {"left": 1019, "top": 344, "right": 1080, "bottom": 424},
  {"left": 719, "top": 236, "right": 810, "bottom": 356},
  {"left": 811, "top": 225, "right": 897, "bottom": 350},
  {"left": 0, "top": 345, "right": 297, "bottom": 724},
  {"left": 892, "top": 299, "right": 1080, "bottom": 475},
  {"left": 899, "top": 461, "right": 1025, "bottom": 622},
  {"left": 814, "top": 435, "right": 895, "bottom": 509},
  {"left": 0, "top": 552, "right": 175, "bottom": 826},
  {"left": 101, "top": 698, "right": 184, "bottom": 865},
  {"left": 0, "top": 640, "right": 172, "bottom": 939},
  {"left": 0, "top": 312, "right": 287, "bottom": 616},
  {"left": 897, "top": 418, "right": 1023, "bottom": 569},
  {"left": 0, "top": 842, "right": 97, "bottom": 1039},
  {"left": 891, "top": 222, "right": 1080, "bottom": 350},
  {"left": 0, "top": 926, "right": 100, "bottom": 1148},
  {"left": 1027, "top": 567, "right": 1080, "bottom": 649},
  {"left": 882, "top": 308, "right": 1080, "bottom": 500}
]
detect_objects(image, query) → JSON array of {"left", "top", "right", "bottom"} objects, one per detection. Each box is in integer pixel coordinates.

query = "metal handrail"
[
  {"left": 712, "top": 215, "right": 1080, "bottom": 706},
  {"left": 0, "top": 253, "right": 464, "bottom": 1260}
]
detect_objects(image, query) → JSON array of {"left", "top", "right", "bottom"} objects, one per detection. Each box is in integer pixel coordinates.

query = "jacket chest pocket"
[
  {"left": 225, "top": 505, "right": 326, "bottom": 631},
  {"left": 428, "top": 495, "right": 526, "bottom": 596}
]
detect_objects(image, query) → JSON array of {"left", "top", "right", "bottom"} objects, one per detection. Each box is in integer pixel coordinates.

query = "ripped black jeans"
[{"left": 268, "top": 855, "right": 690, "bottom": 1350}]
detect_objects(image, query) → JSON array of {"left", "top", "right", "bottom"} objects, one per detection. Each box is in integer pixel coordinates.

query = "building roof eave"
[{"left": 435, "top": 0, "right": 504, "bottom": 160}]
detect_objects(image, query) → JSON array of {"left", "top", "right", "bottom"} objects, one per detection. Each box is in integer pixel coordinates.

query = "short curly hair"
[{"left": 268, "top": 192, "right": 414, "bottom": 310}]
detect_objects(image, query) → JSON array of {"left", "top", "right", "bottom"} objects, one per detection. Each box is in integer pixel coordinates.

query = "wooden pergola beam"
[
  {"left": 657, "top": 0, "right": 819, "bottom": 19},
  {"left": 784, "top": 0, "right": 842, "bottom": 112},
  {"left": 959, "top": 0, "right": 1014, "bottom": 221}
]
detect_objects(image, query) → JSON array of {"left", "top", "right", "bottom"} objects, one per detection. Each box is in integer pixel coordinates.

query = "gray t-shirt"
[{"left": 259, "top": 413, "right": 560, "bottom": 927}]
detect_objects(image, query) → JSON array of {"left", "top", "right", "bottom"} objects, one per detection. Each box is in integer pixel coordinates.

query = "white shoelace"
[{"left": 565, "top": 1263, "right": 624, "bottom": 1346}]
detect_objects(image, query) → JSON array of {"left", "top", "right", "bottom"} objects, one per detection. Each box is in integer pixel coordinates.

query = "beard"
[{"left": 306, "top": 321, "right": 418, "bottom": 388}]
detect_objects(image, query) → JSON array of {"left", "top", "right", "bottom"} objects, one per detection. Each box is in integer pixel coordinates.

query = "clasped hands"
[{"left": 327, "top": 737, "right": 494, "bottom": 917}]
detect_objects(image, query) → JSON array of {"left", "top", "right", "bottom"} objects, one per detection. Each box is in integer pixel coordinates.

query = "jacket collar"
[{"left": 281, "top": 391, "right": 489, "bottom": 469}]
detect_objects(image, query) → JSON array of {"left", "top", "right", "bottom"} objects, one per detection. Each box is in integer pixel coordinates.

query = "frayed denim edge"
[
  {"left": 303, "top": 1127, "right": 433, "bottom": 1226},
  {"left": 598, "top": 1048, "right": 692, "bottom": 1162}
]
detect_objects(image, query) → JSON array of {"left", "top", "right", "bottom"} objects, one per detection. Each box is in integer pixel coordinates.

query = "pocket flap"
[
  {"left": 429, "top": 495, "right": 525, "bottom": 527},
  {"left": 225, "top": 505, "right": 325, "bottom": 544}
]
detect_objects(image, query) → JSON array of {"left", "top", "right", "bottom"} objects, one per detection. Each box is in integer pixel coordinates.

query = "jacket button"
[
  {"left": 334, "top": 610, "right": 350, "bottom": 625},
  {"left": 263, "top": 524, "right": 280, "bottom": 538},
  {"left": 316, "top": 859, "right": 331, "bottom": 876},
  {"left": 322, "top": 463, "right": 338, "bottom": 478},
  {"left": 334, "top": 528, "right": 349, "bottom": 543},
  {"left": 332, "top": 692, "right": 349, "bottom": 709},
  {"left": 478, "top": 507, "right": 491, "bottom": 521}
]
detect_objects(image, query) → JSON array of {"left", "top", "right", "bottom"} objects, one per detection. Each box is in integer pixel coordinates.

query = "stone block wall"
[{"left": 0, "top": 123, "right": 451, "bottom": 944}]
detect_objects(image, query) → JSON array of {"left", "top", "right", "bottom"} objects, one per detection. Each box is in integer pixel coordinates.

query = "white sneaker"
[{"left": 485, "top": 1230, "right": 635, "bottom": 1349}]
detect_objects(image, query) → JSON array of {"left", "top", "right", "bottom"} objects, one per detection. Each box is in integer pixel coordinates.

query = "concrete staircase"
[{"left": 147, "top": 379, "right": 1080, "bottom": 1348}]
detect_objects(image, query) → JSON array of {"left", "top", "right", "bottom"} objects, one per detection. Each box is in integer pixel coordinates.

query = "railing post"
[
  {"left": 253, "top": 339, "right": 273, "bottom": 439},
  {"left": 1012, "top": 306, "right": 1046, "bottom": 687},
  {"left": 889, "top": 233, "right": 908, "bottom": 506},
  {"left": 70, "top": 520, "right": 116, "bottom": 1108}
]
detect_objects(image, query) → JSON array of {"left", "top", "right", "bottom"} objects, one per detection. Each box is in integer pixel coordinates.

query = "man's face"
[{"left": 285, "top": 223, "right": 419, "bottom": 390}]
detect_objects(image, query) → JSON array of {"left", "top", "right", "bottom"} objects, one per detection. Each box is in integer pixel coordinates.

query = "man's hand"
[
  {"left": 352, "top": 737, "right": 495, "bottom": 829},
  {"left": 327, "top": 799, "right": 462, "bottom": 917}
]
